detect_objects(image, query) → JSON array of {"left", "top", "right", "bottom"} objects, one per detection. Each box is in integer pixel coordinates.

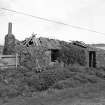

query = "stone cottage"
[
  {"left": 72, "top": 41, "right": 105, "bottom": 68},
  {"left": 1, "top": 22, "right": 62, "bottom": 68},
  {"left": 19, "top": 34, "right": 61, "bottom": 67},
  {"left": 2, "top": 22, "right": 105, "bottom": 68}
]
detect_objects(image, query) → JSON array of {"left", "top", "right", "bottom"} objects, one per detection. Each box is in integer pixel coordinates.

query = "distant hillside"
[
  {"left": 90, "top": 43, "right": 105, "bottom": 47},
  {"left": 88, "top": 43, "right": 105, "bottom": 50}
]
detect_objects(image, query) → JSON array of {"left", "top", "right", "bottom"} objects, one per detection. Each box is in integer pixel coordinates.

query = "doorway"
[
  {"left": 51, "top": 49, "right": 59, "bottom": 62},
  {"left": 89, "top": 51, "right": 96, "bottom": 68}
]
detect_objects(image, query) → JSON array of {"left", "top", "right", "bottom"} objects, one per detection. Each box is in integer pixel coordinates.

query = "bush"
[
  {"left": 38, "top": 65, "right": 80, "bottom": 90},
  {"left": 38, "top": 68, "right": 65, "bottom": 90},
  {"left": 58, "top": 43, "right": 86, "bottom": 66},
  {"left": 16, "top": 44, "right": 48, "bottom": 70},
  {"left": 52, "top": 78, "right": 82, "bottom": 89},
  {"left": 0, "top": 83, "right": 19, "bottom": 98},
  {"left": 23, "top": 74, "right": 41, "bottom": 90}
]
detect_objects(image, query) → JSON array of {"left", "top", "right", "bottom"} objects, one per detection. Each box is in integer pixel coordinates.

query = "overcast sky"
[{"left": 0, "top": 0, "right": 105, "bottom": 45}]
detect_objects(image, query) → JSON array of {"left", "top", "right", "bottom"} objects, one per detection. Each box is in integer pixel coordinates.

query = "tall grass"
[{"left": 0, "top": 65, "right": 105, "bottom": 98}]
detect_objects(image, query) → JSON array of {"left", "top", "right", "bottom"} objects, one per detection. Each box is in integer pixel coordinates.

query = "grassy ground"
[
  {"left": 1, "top": 82, "right": 105, "bottom": 105},
  {"left": 0, "top": 66, "right": 105, "bottom": 105}
]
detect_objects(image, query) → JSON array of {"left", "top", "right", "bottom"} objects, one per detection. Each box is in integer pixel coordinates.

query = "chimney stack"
[
  {"left": 3, "top": 22, "right": 15, "bottom": 55},
  {"left": 8, "top": 22, "right": 12, "bottom": 35}
]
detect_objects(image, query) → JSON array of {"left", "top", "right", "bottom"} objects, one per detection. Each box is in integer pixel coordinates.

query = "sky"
[{"left": 0, "top": 0, "right": 105, "bottom": 45}]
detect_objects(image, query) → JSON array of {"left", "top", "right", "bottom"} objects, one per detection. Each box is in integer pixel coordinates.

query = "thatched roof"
[{"left": 38, "top": 37, "right": 61, "bottom": 49}]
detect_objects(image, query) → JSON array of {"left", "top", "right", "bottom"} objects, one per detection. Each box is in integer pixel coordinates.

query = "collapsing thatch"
[{"left": 21, "top": 35, "right": 61, "bottom": 50}]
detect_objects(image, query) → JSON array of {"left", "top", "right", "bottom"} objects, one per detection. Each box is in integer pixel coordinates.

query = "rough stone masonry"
[{"left": 3, "top": 22, "right": 16, "bottom": 55}]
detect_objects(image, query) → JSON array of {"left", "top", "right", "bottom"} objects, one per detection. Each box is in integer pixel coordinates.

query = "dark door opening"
[
  {"left": 51, "top": 49, "right": 59, "bottom": 62},
  {"left": 89, "top": 51, "right": 96, "bottom": 68}
]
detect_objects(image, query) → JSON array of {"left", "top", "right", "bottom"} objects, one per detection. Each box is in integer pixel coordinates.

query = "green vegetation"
[
  {"left": 0, "top": 65, "right": 105, "bottom": 99},
  {"left": 58, "top": 42, "right": 86, "bottom": 66},
  {"left": 16, "top": 43, "right": 48, "bottom": 72},
  {"left": 0, "top": 42, "right": 105, "bottom": 104},
  {"left": 0, "top": 65, "right": 105, "bottom": 104}
]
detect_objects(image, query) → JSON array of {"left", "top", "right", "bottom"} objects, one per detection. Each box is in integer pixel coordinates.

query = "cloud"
[
  {"left": 0, "top": 0, "right": 12, "bottom": 8},
  {"left": 0, "top": 0, "right": 105, "bottom": 44}
]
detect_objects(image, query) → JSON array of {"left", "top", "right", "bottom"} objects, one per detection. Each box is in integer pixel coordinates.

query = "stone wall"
[
  {"left": 96, "top": 50, "right": 105, "bottom": 68},
  {"left": 85, "top": 50, "right": 89, "bottom": 67},
  {"left": 3, "top": 34, "right": 16, "bottom": 55},
  {"left": 85, "top": 48, "right": 105, "bottom": 68}
]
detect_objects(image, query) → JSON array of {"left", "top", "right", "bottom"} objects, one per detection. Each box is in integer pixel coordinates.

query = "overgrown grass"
[
  {"left": 0, "top": 65, "right": 105, "bottom": 100},
  {"left": 3, "top": 82, "right": 105, "bottom": 105}
]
